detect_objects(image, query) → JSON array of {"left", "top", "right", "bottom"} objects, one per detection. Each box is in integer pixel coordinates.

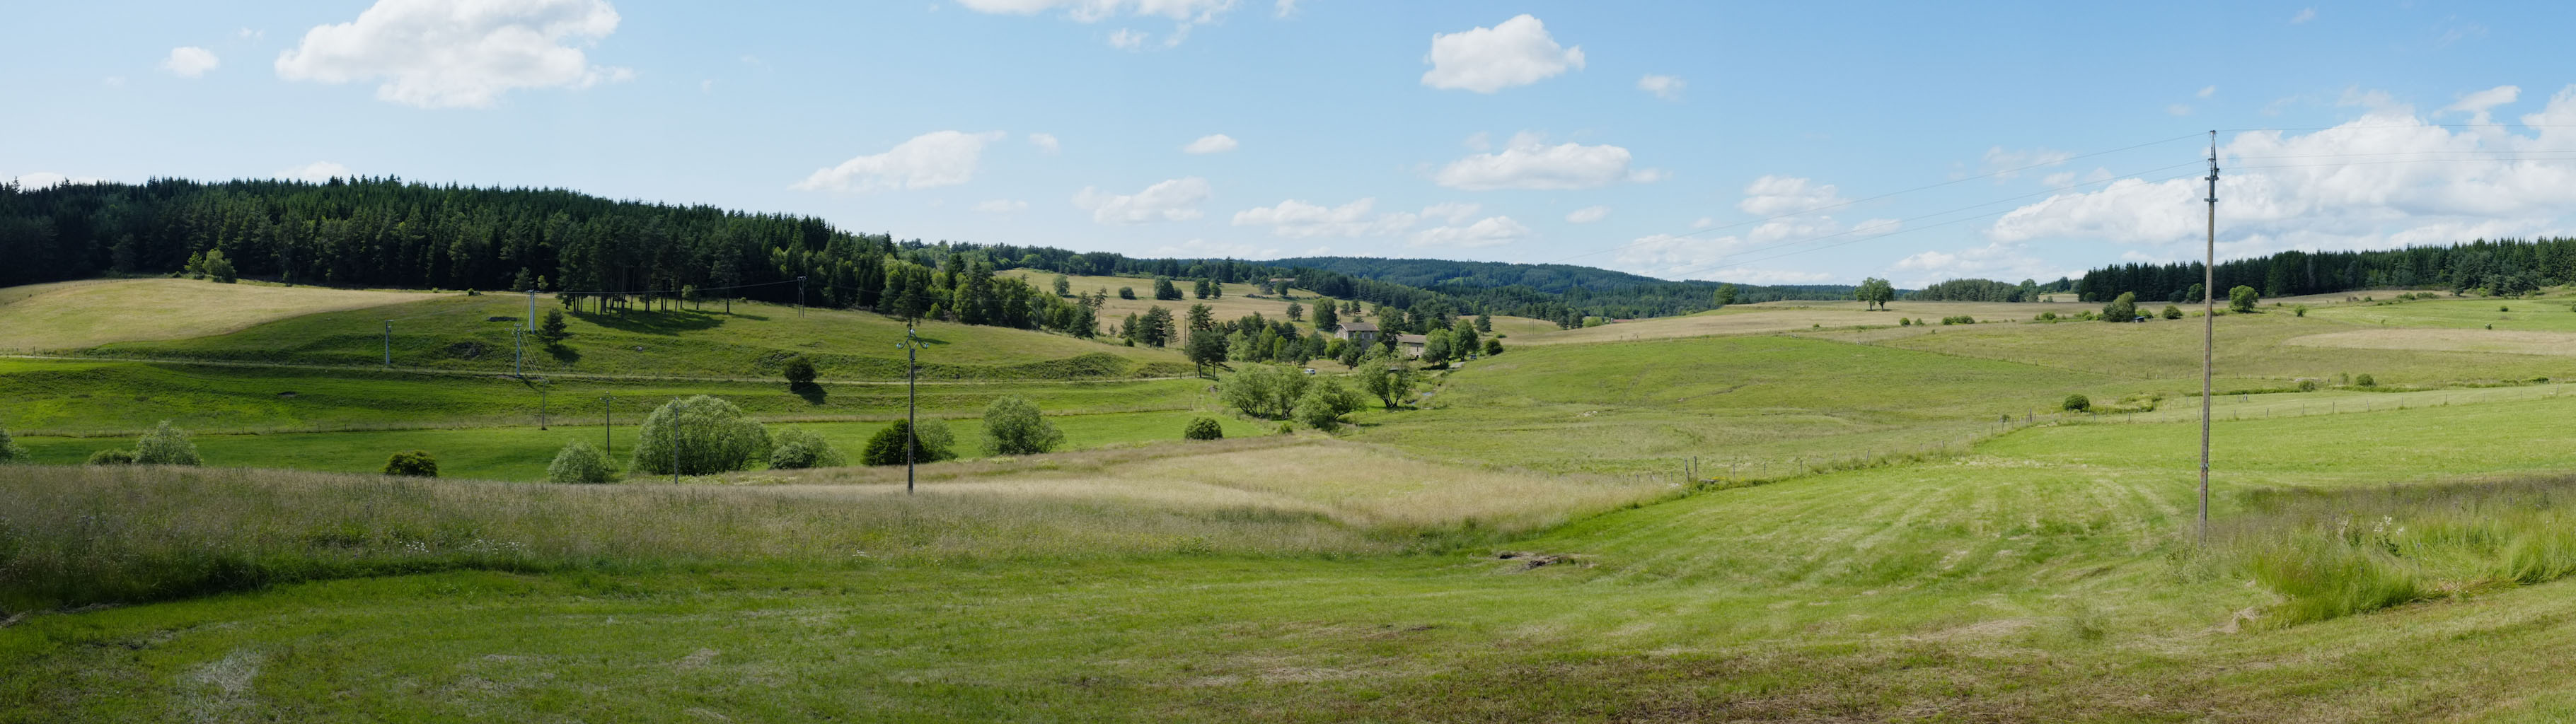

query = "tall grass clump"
[{"left": 2211, "top": 474, "right": 2576, "bottom": 626}]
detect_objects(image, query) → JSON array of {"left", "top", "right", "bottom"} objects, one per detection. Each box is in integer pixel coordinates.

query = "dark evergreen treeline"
[
  {"left": 2070, "top": 238, "right": 2576, "bottom": 303},
  {"left": 1905, "top": 277, "right": 2076, "bottom": 302},
  {"left": 1268, "top": 255, "right": 1860, "bottom": 319}
]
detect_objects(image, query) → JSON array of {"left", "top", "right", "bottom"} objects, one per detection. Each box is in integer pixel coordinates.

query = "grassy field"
[
  {"left": 1003, "top": 271, "right": 1340, "bottom": 335},
  {"left": 20, "top": 385, "right": 2576, "bottom": 720},
  {"left": 0, "top": 278, "right": 432, "bottom": 351},
  {"left": 1508, "top": 299, "right": 2101, "bottom": 346},
  {"left": 73, "top": 293, "right": 1189, "bottom": 380}
]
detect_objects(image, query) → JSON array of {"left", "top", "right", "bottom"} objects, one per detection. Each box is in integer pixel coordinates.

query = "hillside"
[{"left": 1273, "top": 255, "right": 1862, "bottom": 301}]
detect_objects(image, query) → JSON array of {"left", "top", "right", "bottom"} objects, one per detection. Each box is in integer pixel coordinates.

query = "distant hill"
[{"left": 1270, "top": 256, "right": 1860, "bottom": 302}]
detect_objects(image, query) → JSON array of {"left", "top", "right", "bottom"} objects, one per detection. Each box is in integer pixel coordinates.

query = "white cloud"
[
  {"left": 1231, "top": 199, "right": 1481, "bottom": 238},
  {"left": 975, "top": 199, "right": 1029, "bottom": 213},
  {"left": 1436, "top": 132, "right": 1634, "bottom": 190},
  {"left": 1410, "top": 216, "right": 1530, "bottom": 248},
  {"left": 1736, "top": 175, "right": 1844, "bottom": 216},
  {"left": 1028, "top": 132, "right": 1061, "bottom": 154},
  {"left": 1075, "top": 176, "right": 1211, "bottom": 224},
  {"left": 1989, "top": 88, "right": 2576, "bottom": 258},
  {"left": 1462, "top": 132, "right": 1491, "bottom": 151},
  {"left": 1273, "top": 0, "right": 1298, "bottom": 18},
  {"left": 8, "top": 172, "right": 110, "bottom": 189},
  {"left": 2040, "top": 168, "right": 2115, "bottom": 187},
  {"left": 1890, "top": 241, "right": 2068, "bottom": 288},
  {"left": 275, "top": 0, "right": 630, "bottom": 109},
  {"left": 1420, "top": 202, "right": 1481, "bottom": 224},
  {"left": 277, "top": 161, "right": 352, "bottom": 182},
  {"left": 2197, "top": 85, "right": 2217, "bottom": 99},
  {"left": 1565, "top": 205, "right": 1610, "bottom": 223},
  {"left": 2290, "top": 7, "right": 2316, "bottom": 23},
  {"left": 2442, "top": 85, "right": 2520, "bottom": 124},
  {"left": 792, "top": 130, "right": 1007, "bottom": 192},
  {"left": 162, "top": 47, "right": 220, "bottom": 77},
  {"left": 1183, "top": 134, "right": 1238, "bottom": 154},
  {"left": 1420, "top": 14, "right": 1583, "bottom": 93},
  {"left": 956, "top": 0, "right": 1236, "bottom": 47},
  {"left": 1636, "top": 74, "right": 1684, "bottom": 100}
]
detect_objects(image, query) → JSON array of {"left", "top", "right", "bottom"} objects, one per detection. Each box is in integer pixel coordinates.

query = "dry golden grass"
[
  {"left": 2285, "top": 328, "right": 2576, "bottom": 356},
  {"left": 1482, "top": 315, "right": 1561, "bottom": 339},
  {"left": 0, "top": 279, "right": 434, "bottom": 351},
  {"left": 1512, "top": 300, "right": 2100, "bottom": 346},
  {"left": 1002, "top": 271, "right": 1344, "bottom": 334}
]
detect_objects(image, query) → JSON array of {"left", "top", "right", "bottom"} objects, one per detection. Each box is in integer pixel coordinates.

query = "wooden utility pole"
[{"left": 2200, "top": 129, "right": 2219, "bottom": 542}]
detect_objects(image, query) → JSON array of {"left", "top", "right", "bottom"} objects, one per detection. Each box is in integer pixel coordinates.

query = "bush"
[
  {"left": 2297, "top": 379, "right": 2320, "bottom": 392},
  {"left": 1900, "top": 317, "right": 1913, "bottom": 327},
  {"left": 1119, "top": 286, "right": 1137, "bottom": 300},
  {"left": 132, "top": 421, "right": 201, "bottom": 466},
  {"left": 0, "top": 423, "right": 21, "bottom": 463},
  {"left": 2229, "top": 285, "right": 2260, "bottom": 313},
  {"left": 782, "top": 356, "right": 818, "bottom": 385},
  {"left": 2162, "top": 305, "right": 2183, "bottom": 320},
  {"left": 85, "top": 448, "right": 137, "bottom": 466},
  {"left": 2101, "top": 292, "right": 2137, "bottom": 322},
  {"left": 2295, "top": 305, "right": 2309, "bottom": 317},
  {"left": 381, "top": 450, "right": 438, "bottom": 477},
  {"left": 1940, "top": 315, "right": 1976, "bottom": 325},
  {"left": 2062, "top": 394, "right": 2091, "bottom": 412},
  {"left": 861, "top": 419, "right": 955, "bottom": 466},
  {"left": 1294, "top": 379, "right": 1369, "bottom": 431},
  {"left": 546, "top": 441, "right": 618, "bottom": 483},
  {"left": 629, "top": 395, "right": 771, "bottom": 475},
  {"left": 768, "top": 428, "right": 847, "bottom": 469},
  {"left": 2356, "top": 373, "right": 2376, "bottom": 387},
  {"left": 982, "top": 397, "right": 1065, "bottom": 455},
  {"left": 1183, "top": 417, "right": 1225, "bottom": 440},
  {"left": 1483, "top": 338, "right": 1503, "bottom": 356}
]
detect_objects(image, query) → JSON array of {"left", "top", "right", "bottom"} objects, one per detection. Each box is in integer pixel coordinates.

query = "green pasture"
[{"left": 2311, "top": 296, "right": 2576, "bottom": 331}]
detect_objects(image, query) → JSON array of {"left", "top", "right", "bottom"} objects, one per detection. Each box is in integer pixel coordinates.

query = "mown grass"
[
  {"left": 1000, "top": 270, "right": 1331, "bottom": 335},
  {"left": 2310, "top": 295, "right": 2576, "bottom": 332},
  {"left": 0, "top": 358, "right": 1215, "bottom": 436},
  {"left": 0, "top": 278, "right": 432, "bottom": 351},
  {"left": 1865, "top": 307, "right": 2576, "bottom": 386},
  {"left": 77, "top": 294, "right": 1189, "bottom": 380}
]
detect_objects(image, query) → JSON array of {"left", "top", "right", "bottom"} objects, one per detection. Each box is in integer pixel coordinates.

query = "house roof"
[
  {"left": 1341, "top": 321, "right": 1379, "bottom": 332},
  {"left": 1397, "top": 334, "right": 1428, "bottom": 344}
]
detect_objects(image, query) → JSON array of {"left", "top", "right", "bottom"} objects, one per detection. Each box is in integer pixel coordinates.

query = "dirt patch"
[
  {"left": 2286, "top": 328, "right": 2576, "bottom": 356},
  {"left": 1496, "top": 551, "right": 1583, "bottom": 571}
]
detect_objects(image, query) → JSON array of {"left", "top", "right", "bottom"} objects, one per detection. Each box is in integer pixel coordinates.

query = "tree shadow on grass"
[
  {"left": 573, "top": 309, "right": 728, "bottom": 336},
  {"left": 545, "top": 344, "right": 582, "bottom": 366},
  {"left": 790, "top": 382, "right": 828, "bottom": 406}
]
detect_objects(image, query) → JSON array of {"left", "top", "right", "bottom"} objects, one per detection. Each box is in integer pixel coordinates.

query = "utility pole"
[
  {"left": 383, "top": 322, "right": 392, "bottom": 368},
  {"left": 512, "top": 325, "right": 525, "bottom": 378},
  {"left": 896, "top": 327, "right": 920, "bottom": 494},
  {"left": 797, "top": 276, "right": 808, "bottom": 317},
  {"left": 671, "top": 408, "right": 681, "bottom": 486},
  {"left": 526, "top": 288, "right": 536, "bottom": 329},
  {"left": 2200, "top": 129, "right": 2219, "bottom": 543},
  {"left": 602, "top": 397, "right": 613, "bottom": 460},
  {"left": 536, "top": 380, "right": 548, "bottom": 430}
]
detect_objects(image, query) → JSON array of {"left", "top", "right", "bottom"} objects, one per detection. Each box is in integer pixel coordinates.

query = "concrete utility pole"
[
  {"left": 526, "top": 288, "right": 536, "bottom": 329},
  {"left": 896, "top": 327, "right": 921, "bottom": 494},
  {"left": 2200, "top": 129, "right": 2219, "bottom": 543},
  {"left": 603, "top": 397, "right": 613, "bottom": 460},
  {"left": 797, "top": 276, "right": 808, "bottom": 317},
  {"left": 383, "top": 322, "right": 392, "bottom": 368}
]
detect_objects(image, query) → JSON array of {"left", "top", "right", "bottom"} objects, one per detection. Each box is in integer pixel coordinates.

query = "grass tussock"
[
  {"left": 0, "top": 438, "right": 1671, "bottom": 614},
  {"left": 2207, "top": 474, "right": 2576, "bottom": 626}
]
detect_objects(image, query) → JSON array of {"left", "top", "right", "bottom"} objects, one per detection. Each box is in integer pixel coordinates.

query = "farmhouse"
[
  {"left": 1397, "top": 334, "right": 1428, "bottom": 358},
  {"left": 1336, "top": 320, "right": 1380, "bottom": 346}
]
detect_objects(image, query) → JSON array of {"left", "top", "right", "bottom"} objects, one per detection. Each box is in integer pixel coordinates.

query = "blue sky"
[{"left": 9, "top": 1, "right": 2575, "bottom": 286}]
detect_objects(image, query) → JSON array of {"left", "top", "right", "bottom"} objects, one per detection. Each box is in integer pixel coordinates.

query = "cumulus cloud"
[
  {"left": 1988, "top": 88, "right": 2576, "bottom": 259},
  {"left": 2443, "top": 85, "right": 2520, "bottom": 124},
  {"left": 1736, "top": 175, "right": 1845, "bottom": 216},
  {"left": 275, "top": 0, "right": 630, "bottom": 108},
  {"left": 1027, "top": 132, "right": 1061, "bottom": 154},
  {"left": 1636, "top": 74, "right": 1683, "bottom": 100},
  {"left": 1607, "top": 177, "right": 1902, "bottom": 281},
  {"left": 1231, "top": 199, "right": 1482, "bottom": 238},
  {"left": 162, "top": 47, "right": 219, "bottom": 78},
  {"left": 1273, "top": 0, "right": 1298, "bottom": 18},
  {"left": 1565, "top": 205, "right": 1610, "bottom": 223},
  {"left": 1420, "top": 14, "right": 1583, "bottom": 93},
  {"left": 1890, "top": 241, "right": 2069, "bottom": 288},
  {"left": 1108, "top": 28, "right": 1146, "bottom": 49},
  {"left": 975, "top": 199, "right": 1029, "bottom": 213},
  {"left": 277, "top": 161, "right": 352, "bottom": 182},
  {"left": 1436, "top": 132, "right": 1636, "bottom": 190},
  {"left": 1075, "top": 176, "right": 1212, "bottom": 224},
  {"left": 1183, "top": 134, "right": 1238, "bottom": 154},
  {"left": 1410, "top": 216, "right": 1531, "bottom": 248},
  {"left": 792, "top": 130, "right": 1007, "bottom": 192}
]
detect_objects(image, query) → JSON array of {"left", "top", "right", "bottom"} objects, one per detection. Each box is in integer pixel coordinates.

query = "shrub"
[
  {"left": 2035, "top": 312, "right": 2057, "bottom": 322},
  {"left": 1277, "top": 421, "right": 1295, "bottom": 435},
  {"left": 629, "top": 395, "right": 771, "bottom": 475},
  {"left": 2062, "top": 394, "right": 2091, "bottom": 412},
  {"left": 2502, "top": 305, "right": 2512, "bottom": 313},
  {"left": 768, "top": 428, "right": 847, "bottom": 469},
  {"left": 132, "top": 421, "right": 202, "bottom": 466},
  {"left": 2356, "top": 373, "right": 2376, "bottom": 387},
  {"left": 2163, "top": 305, "right": 2183, "bottom": 320},
  {"left": 2229, "top": 285, "right": 2260, "bottom": 313},
  {"left": 0, "top": 423, "right": 21, "bottom": 463},
  {"left": 861, "top": 419, "right": 955, "bottom": 466},
  {"left": 2295, "top": 305, "right": 2309, "bottom": 317},
  {"left": 1484, "top": 338, "right": 1503, "bottom": 356},
  {"left": 546, "top": 441, "right": 618, "bottom": 483},
  {"left": 1294, "top": 379, "right": 1369, "bottom": 431},
  {"left": 1183, "top": 417, "right": 1225, "bottom": 440},
  {"left": 2101, "top": 292, "right": 2137, "bottom": 322},
  {"left": 782, "top": 356, "right": 818, "bottom": 385},
  {"left": 1119, "top": 286, "right": 1137, "bottom": 300},
  {"left": 982, "top": 396, "right": 1065, "bottom": 455},
  {"left": 2297, "top": 379, "right": 2320, "bottom": 392},
  {"left": 381, "top": 450, "right": 438, "bottom": 477},
  {"left": 86, "top": 448, "right": 137, "bottom": 466}
]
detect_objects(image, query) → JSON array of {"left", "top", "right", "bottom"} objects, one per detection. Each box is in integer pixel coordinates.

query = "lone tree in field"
[
  {"left": 535, "top": 309, "right": 572, "bottom": 346},
  {"left": 132, "top": 421, "right": 202, "bottom": 466},
  {"left": 2229, "top": 285, "right": 2260, "bottom": 313},
  {"left": 767, "top": 428, "right": 846, "bottom": 469},
  {"left": 1153, "top": 276, "right": 1184, "bottom": 300},
  {"left": 2101, "top": 292, "right": 2138, "bottom": 322},
  {"left": 1855, "top": 277, "right": 1895, "bottom": 310},
  {"left": 1184, "top": 417, "right": 1224, "bottom": 440},
  {"left": 982, "top": 397, "right": 1065, "bottom": 455},
  {"left": 1286, "top": 302, "right": 1304, "bottom": 322},
  {"left": 630, "top": 395, "right": 771, "bottom": 475},
  {"left": 546, "top": 440, "right": 618, "bottom": 483},
  {"left": 381, "top": 450, "right": 438, "bottom": 477},
  {"left": 1052, "top": 274, "right": 1071, "bottom": 296},
  {"left": 2063, "top": 394, "right": 2091, "bottom": 412},
  {"left": 861, "top": 419, "right": 955, "bottom": 466},
  {"left": 782, "top": 355, "right": 818, "bottom": 385},
  {"left": 1119, "top": 286, "right": 1137, "bottom": 300}
]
